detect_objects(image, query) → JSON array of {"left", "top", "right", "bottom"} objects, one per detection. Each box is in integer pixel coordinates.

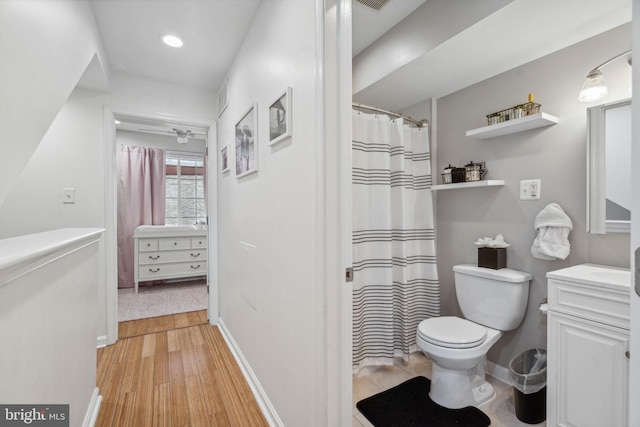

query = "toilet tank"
[{"left": 454, "top": 264, "right": 532, "bottom": 331}]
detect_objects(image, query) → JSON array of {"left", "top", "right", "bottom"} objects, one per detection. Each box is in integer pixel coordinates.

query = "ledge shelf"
[
  {"left": 431, "top": 180, "right": 505, "bottom": 191},
  {"left": 466, "top": 112, "right": 558, "bottom": 139}
]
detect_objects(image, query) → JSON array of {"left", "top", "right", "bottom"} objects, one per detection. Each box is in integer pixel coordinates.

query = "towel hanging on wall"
[{"left": 531, "top": 203, "right": 573, "bottom": 260}]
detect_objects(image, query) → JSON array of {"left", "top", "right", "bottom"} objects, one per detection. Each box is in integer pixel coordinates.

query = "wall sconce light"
[{"left": 579, "top": 50, "right": 632, "bottom": 103}]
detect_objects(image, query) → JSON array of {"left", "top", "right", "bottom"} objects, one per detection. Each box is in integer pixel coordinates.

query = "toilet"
[{"left": 416, "top": 264, "right": 532, "bottom": 409}]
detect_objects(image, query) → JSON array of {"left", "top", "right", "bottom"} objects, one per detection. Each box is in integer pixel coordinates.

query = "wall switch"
[
  {"left": 520, "top": 179, "right": 541, "bottom": 200},
  {"left": 63, "top": 188, "right": 76, "bottom": 204}
]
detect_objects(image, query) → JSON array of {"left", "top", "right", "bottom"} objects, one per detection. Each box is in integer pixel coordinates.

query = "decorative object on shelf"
[
  {"left": 442, "top": 164, "right": 453, "bottom": 184},
  {"left": 440, "top": 164, "right": 466, "bottom": 184},
  {"left": 442, "top": 166, "right": 465, "bottom": 184},
  {"left": 464, "top": 160, "right": 487, "bottom": 182},
  {"left": 235, "top": 103, "right": 258, "bottom": 178},
  {"left": 269, "top": 86, "right": 292, "bottom": 146},
  {"left": 486, "top": 93, "right": 541, "bottom": 125},
  {"left": 466, "top": 112, "right": 558, "bottom": 139},
  {"left": 441, "top": 162, "right": 487, "bottom": 184}
]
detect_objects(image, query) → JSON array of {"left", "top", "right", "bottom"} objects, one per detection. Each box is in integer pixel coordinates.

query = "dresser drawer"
[
  {"left": 191, "top": 237, "right": 207, "bottom": 249},
  {"left": 548, "top": 278, "right": 630, "bottom": 330},
  {"left": 158, "top": 237, "right": 191, "bottom": 251},
  {"left": 139, "top": 249, "right": 208, "bottom": 265},
  {"left": 138, "top": 261, "right": 207, "bottom": 281},
  {"left": 138, "top": 238, "right": 158, "bottom": 252}
]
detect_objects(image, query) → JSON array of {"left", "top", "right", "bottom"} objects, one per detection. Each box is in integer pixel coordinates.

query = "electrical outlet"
[{"left": 520, "top": 179, "right": 541, "bottom": 200}]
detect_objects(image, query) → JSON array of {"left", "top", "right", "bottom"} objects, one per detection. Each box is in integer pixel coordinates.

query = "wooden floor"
[
  {"left": 119, "top": 310, "right": 208, "bottom": 339},
  {"left": 97, "top": 311, "right": 269, "bottom": 426}
]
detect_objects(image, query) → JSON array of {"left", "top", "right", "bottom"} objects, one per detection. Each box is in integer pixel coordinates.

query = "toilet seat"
[{"left": 417, "top": 316, "right": 487, "bottom": 349}]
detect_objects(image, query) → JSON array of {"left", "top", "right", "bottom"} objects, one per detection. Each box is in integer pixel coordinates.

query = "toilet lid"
[{"left": 418, "top": 316, "right": 487, "bottom": 349}]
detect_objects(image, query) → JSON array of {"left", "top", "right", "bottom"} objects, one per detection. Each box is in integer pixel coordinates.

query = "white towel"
[{"left": 531, "top": 203, "right": 573, "bottom": 260}]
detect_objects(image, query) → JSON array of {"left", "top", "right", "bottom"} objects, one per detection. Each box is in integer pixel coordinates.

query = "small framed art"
[
  {"left": 268, "top": 87, "right": 292, "bottom": 146},
  {"left": 221, "top": 145, "right": 229, "bottom": 173},
  {"left": 218, "top": 77, "right": 229, "bottom": 117},
  {"left": 235, "top": 103, "right": 258, "bottom": 177}
]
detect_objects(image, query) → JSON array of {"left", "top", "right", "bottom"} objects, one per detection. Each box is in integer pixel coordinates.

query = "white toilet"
[{"left": 416, "top": 264, "right": 532, "bottom": 409}]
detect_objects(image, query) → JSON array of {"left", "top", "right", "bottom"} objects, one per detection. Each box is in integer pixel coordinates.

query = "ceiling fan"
[{"left": 136, "top": 127, "right": 205, "bottom": 143}]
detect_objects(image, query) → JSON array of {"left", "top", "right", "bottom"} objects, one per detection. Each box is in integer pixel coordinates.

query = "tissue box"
[{"left": 478, "top": 247, "right": 506, "bottom": 270}]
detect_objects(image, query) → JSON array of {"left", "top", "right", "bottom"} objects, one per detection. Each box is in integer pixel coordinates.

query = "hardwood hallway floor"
[{"left": 97, "top": 310, "right": 269, "bottom": 426}]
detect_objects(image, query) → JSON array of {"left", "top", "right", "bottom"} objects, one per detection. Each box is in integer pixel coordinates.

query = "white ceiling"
[
  {"left": 89, "top": 0, "right": 417, "bottom": 93},
  {"left": 352, "top": 0, "right": 425, "bottom": 56},
  {"left": 90, "top": 0, "right": 262, "bottom": 92},
  {"left": 89, "top": 0, "right": 631, "bottom": 125},
  {"left": 353, "top": 0, "right": 632, "bottom": 111}
]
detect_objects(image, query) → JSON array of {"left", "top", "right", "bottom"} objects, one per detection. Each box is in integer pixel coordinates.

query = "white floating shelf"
[
  {"left": 465, "top": 112, "right": 558, "bottom": 139},
  {"left": 431, "top": 180, "right": 505, "bottom": 191}
]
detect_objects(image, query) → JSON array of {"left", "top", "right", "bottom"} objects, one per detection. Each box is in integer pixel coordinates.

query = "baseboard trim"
[
  {"left": 217, "top": 318, "right": 283, "bottom": 427},
  {"left": 96, "top": 335, "right": 108, "bottom": 348},
  {"left": 486, "top": 360, "right": 510, "bottom": 385},
  {"left": 82, "top": 387, "right": 103, "bottom": 427}
]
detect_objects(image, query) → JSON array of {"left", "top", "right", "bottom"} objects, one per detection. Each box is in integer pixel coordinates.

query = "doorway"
[{"left": 103, "top": 109, "right": 217, "bottom": 345}]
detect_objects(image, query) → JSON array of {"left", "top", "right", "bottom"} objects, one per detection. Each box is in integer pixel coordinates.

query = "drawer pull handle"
[
  {"left": 174, "top": 242, "right": 178, "bottom": 246},
  {"left": 626, "top": 351, "right": 631, "bottom": 359},
  {"left": 149, "top": 255, "right": 160, "bottom": 260},
  {"left": 191, "top": 252, "right": 201, "bottom": 257},
  {"left": 190, "top": 265, "right": 201, "bottom": 270},
  {"left": 149, "top": 268, "right": 160, "bottom": 273},
  {"left": 146, "top": 243, "right": 151, "bottom": 247}
]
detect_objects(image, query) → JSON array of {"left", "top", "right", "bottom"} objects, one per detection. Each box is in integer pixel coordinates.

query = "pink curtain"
[{"left": 118, "top": 146, "right": 166, "bottom": 288}]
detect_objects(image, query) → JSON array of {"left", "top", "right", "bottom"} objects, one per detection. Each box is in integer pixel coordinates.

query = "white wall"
[
  {"left": 110, "top": 73, "right": 216, "bottom": 123},
  {"left": 0, "top": 0, "right": 217, "bottom": 344},
  {"left": 215, "top": 1, "right": 323, "bottom": 425},
  {"left": 0, "top": 0, "right": 109, "bottom": 207},
  {"left": 116, "top": 130, "right": 206, "bottom": 154},
  {"left": 436, "top": 23, "right": 632, "bottom": 367},
  {"left": 352, "top": 0, "right": 513, "bottom": 94},
  {"left": 0, "top": 229, "right": 103, "bottom": 427},
  {"left": 628, "top": 3, "right": 639, "bottom": 424},
  {"left": 0, "top": 88, "right": 109, "bottom": 239}
]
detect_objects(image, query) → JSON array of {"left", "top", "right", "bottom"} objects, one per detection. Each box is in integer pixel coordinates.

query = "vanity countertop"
[{"left": 547, "top": 263, "right": 630, "bottom": 291}]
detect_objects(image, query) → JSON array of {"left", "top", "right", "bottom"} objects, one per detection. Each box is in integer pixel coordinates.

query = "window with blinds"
[{"left": 165, "top": 152, "right": 206, "bottom": 225}]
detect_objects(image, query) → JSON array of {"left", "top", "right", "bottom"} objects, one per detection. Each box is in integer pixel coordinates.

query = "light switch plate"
[{"left": 63, "top": 188, "right": 76, "bottom": 204}]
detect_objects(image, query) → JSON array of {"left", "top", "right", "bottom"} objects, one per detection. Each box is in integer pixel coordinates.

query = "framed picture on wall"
[
  {"left": 268, "top": 87, "right": 292, "bottom": 146},
  {"left": 218, "top": 77, "right": 229, "bottom": 118},
  {"left": 235, "top": 103, "right": 258, "bottom": 178},
  {"left": 221, "top": 145, "right": 229, "bottom": 173}
]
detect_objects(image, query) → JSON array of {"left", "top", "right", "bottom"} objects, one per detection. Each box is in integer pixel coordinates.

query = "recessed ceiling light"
[
  {"left": 114, "top": 120, "right": 121, "bottom": 124},
  {"left": 160, "top": 34, "right": 183, "bottom": 48}
]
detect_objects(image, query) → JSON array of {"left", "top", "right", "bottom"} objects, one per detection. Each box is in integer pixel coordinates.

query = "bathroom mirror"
[{"left": 587, "top": 98, "right": 631, "bottom": 234}]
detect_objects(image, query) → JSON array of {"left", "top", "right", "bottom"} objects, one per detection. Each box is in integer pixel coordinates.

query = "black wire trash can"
[{"left": 508, "top": 348, "right": 547, "bottom": 424}]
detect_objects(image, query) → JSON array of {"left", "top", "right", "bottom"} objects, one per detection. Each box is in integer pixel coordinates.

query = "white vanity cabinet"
[
  {"left": 134, "top": 225, "right": 207, "bottom": 293},
  {"left": 546, "top": 264, "right": 630, "bottom": 427}
]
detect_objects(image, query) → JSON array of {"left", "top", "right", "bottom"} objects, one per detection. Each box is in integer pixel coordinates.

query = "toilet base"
[{"left": 429, "top": 361, "right": 495, "bottom": 409}]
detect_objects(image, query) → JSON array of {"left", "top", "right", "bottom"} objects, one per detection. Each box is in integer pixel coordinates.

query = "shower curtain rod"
[{"left": 352, "top": 102, "right": 428, "bottom": 128}]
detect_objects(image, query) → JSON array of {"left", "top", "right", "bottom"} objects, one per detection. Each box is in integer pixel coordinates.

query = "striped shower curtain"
[{"left": 352, "top": 111, "right": 440, "bottom": 373}]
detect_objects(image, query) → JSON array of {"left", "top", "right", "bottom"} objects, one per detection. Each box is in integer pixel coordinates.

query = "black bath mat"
[{"left": 356, "top": 376, "right": 491, "bottom": 427}]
